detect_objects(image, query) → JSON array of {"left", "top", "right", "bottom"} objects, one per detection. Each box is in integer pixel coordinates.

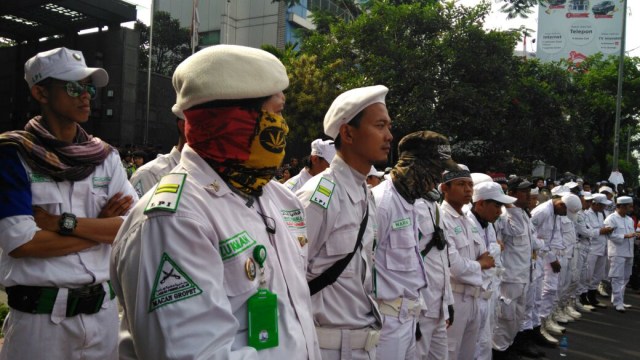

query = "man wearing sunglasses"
[{"left": 0, "top": 47, "right": 137, "bottom": 360}]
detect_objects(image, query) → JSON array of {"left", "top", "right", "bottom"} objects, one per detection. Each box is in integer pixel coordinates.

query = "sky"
[{"left": 122, "top": 0, "right": 639, "bottom": 57}]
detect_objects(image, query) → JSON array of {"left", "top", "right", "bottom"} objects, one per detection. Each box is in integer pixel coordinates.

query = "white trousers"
[
  {"left": 0, "top": 297, "right": 118, "bottom": 360},
  {"left": 586, "top": 253, "right": 607, "bottom": 290},
  {"left": 447, "top": 293, "right": 481, "bottom": 360},
  {"left": 474, "top": 297, "right": 491, "bottom": 360},
  {"left": 493, "top": 283, "right": 527, "bottom": 351},
  {"left": 376, "top": 314, "right": 417, "bottom": 360},
  {"left": 575, "top": 242, "right": 591, "bottom": 295},
  {"left": 540, "top": 254, "right": 567, "bottom": 318},
  {"left": 416, "top": 315, "right": 449, "bottom": 360},
  {"left": 608, "top": 256, "right": 633, "bottom": 307}
]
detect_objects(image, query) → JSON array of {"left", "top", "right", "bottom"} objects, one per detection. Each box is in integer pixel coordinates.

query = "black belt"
[{"left": 6, "top": 282, "right": 115, "bottom": 317}]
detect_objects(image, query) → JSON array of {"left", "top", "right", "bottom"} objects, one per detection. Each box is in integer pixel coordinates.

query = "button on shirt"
[
  {"left": 372, "top": 179, "right": 427, "bottom": 302},
  {"left": 584, "top": 208, "right": 608, "bottom": 256},
  {"left": 296, "top": 155, "right": 380, "bottom": 329},
  {"left": 0, "top": 148, "right": 138, "bottom": 288},
  {"left": 441, "top": 201, "right": 483, "bottom": 288},
  {"left": 495, "top": 207, "right": 533, "bottom": 284},
  {"left": 416, "top": 200, "right": 454, "bottom": 319},
  {"left": 604, "top": 212, "right": 635, "bottom": 258},
  {"left": 129, "top": 146, "right": 181, "bottom": 198},
  {"left": 111, "top": 145, "right": 320, "bottom": 360}
]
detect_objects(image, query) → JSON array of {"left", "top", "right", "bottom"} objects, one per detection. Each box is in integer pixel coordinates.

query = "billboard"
[{"left": 536, "top": 0, "right": 625, "bottom": 64}]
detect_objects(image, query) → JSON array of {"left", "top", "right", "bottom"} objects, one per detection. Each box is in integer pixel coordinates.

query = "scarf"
[
  {"left": 184, "top": 107, "right": 288, "bottom": 197},
  {"left": 0, "top": 116, "right": 113, "bottom": 181},
  {"left": 391, "top": 152, "right": 443, "bottom": 204}
]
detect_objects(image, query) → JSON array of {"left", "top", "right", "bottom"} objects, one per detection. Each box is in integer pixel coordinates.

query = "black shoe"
[
  {"left": 493, "top": 348, "right": 509, "bottom": 360},
  {"left": 580, "top": 292, "right": 597, "bottom": 311},
  {"left": 588, "top": 289, "right": 607, "bottom": 308},
  {"left": 515, "top": 330, "right": 545, "bottom": 358}
]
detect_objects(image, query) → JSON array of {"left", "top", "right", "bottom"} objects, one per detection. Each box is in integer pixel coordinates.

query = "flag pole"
[
  {"left": 611, "top": 0, "right": 627, "bottom": 172},
  {"left": 144, "top": 0, "right": 155, "bottom": 146}
]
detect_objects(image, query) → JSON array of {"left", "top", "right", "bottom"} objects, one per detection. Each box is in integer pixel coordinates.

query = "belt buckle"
[
  {"left": 364, "top": 330, "right": 380, "bottom": 352},
  {"left": 66, "top": 286, "right": 106, "bottom": 317}
]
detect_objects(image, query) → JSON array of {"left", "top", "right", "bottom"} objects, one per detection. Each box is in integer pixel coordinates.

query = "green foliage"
[
  {"left": 135, "top": 11, "right": 191, "bottom": 76},
  {"left": 0, "top": 303, "right": 9, "bottom": 335}
]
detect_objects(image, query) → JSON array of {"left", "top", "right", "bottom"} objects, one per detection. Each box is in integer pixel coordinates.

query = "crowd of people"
[{"left": 0, "top": 44, "right": 637, "bottom": 360}]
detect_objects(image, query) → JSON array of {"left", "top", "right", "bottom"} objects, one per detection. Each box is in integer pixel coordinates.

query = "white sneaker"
[
  {"left": 615, "top": 304, "right": 626, "bottom": 313},
  {"left": 574, "top": 299, "right": 592, "bottom": 312},
  {"left": 565, "top": 305, "right": 582, "bottom": 319},
  {"left": 598, "top": 283, "right": 610, "bottom": 297},
  {"left": 623, "top": 303, "right": 632, "bottom": 308},
  {"left": 553, "top": 310, "right": 571, "bottom": 324},
  {"left": 540, "top": 325, "right": 559, "bottom": 345}
]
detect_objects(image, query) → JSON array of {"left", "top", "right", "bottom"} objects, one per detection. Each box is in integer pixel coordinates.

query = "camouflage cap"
[{"left": 397, "top": 130, "right": 458, "bottom": 171}]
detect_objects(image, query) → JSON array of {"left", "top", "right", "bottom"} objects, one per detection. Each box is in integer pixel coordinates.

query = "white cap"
[
  {"left": 367, "top": 166, "right": 384, "bottom": 178},
  {"left": 592, "top": 193, "right": 612, "bottom": 205},
  {"left": 599, "top": 186, "right": 614, "bottom": 195},
  {"left": 551, "top": 185, "right": 570, "bottom": 196},
  {"left": 172, "top": 45, "right": 288, "bottom": 117},
  {"left": 617, "top": 196, "right": 633, "bottom": 205},
  {"left": 565, "top": 181, "right": 579, "bottom": 189},
  {"left": 561, "top": 193, "right": 582, "bottom": 221},
  {"left": 310, "top": 139, "right": 336, "bottom": 163},
  {"left": 531, "top": 187, "right": 539, "bottom": 196},
  {"left": 24, "top": 47, "right": 108, "bottom": 88},
  {"left": 583, "top": 191, "right": 593, "bottom": 201},
  {"left": 473, "top": 182, "right": 517, "bottom": 204},
  {"left": 471, "top": 172, "right": 493, "bottom": 185},
  {"left": 324, "top": 85, "right": 388, "bottom": 139}
]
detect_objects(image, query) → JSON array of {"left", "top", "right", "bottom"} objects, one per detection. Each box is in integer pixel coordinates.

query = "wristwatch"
[{"left": 58, "top": 212, "right": 77, "bottom": 235}]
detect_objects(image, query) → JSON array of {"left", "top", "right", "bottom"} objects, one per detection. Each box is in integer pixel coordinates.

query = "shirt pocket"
[
  {"left": 222, "top": 250, "right": 263, "bottom": 297},
  {"left": 385, "top": 229, "right": 418, "bottom": 271},
  {"left": 31, "top": 182, "right": 63, "bottom": 207},
  {"left": 325, "top": 228, "right": 359, "bottom": 277}
]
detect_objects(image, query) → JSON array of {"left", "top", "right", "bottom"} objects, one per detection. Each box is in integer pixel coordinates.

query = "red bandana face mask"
[{"left": 184, "top": 106, "right": 288, "bottom": 196}]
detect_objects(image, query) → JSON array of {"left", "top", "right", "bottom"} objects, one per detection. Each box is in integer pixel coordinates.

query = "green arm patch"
[
  {"left": 310, "top": 177, "right": 335, "bottom": 209},
  {"left": 144, "top": 173, "right": 187, "bottom": 214},
  {"left": 149, "top": 252, "right": 203, "bottom": 312}
]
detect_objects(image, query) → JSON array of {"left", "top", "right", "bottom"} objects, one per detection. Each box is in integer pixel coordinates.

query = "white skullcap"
[
  {"left": 24, "top": 47, "right": 108, "bottom": 88},
  {"left": 471, "top": 173, "right": 493, "bottom": 185},
  {"left": 323, "top": 85, "right": 388, "bottom": 139},
  {"left": 561, "top": 193, "right": 582, "bottom": 222},
  {"left": 310, "top": 139, "right": 336, "bottom": 164},
  {"left": 599, "top": 186, "right": 614, "bottom": 195},
  {"left": 551, "top": 185, "right": 570, "bottom": 196},
  {"left": 367, "top": 166, "right": 384, "bottom": 178},
  {"left": 617, "top": 196, "right": 633, "bottom": 205},
  {"left": 172, "top": 45, "right": 288, "bottom": 117},
  {"left": 565, "top": 181, "right": 579, "bottom": 189},
  {"left": 592, "top": 193, "right": 612, "bottom": 205},
  {"left": 473, "top": 182, "right": 516, "bottom": 204}
]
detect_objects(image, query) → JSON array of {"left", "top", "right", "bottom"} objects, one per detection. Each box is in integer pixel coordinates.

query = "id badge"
[{"left": 247, "top": 288, "right": 279, "bottom": 350}]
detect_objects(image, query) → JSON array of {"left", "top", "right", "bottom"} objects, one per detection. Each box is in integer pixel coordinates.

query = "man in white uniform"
[
  {"left": 297, "top": 85, "right": 391, "bottom": 359},
  {"left": 467, "top": 182, "right": 516, "bottom": 360},
  {"left": 111, "top": 45, "right": 321, "bottom": 359},
  {"left": 285, "top": 138, "right": 335, "bottom": 193},
  {"left": 583, "top": 194, "right": 612, "bottom": 309},
  {"left": 604, "top": 196, "right": 637, "bottom": 312},
  {"left": 440, "top": 166, "right": 496, "bottom": 360},
  {"left": 0, "top": 47, "right": 137, "bottom": 360},
  {"left": 574, "top": 192, "right": 596, "bottom": 313},
  {"left": 373, "top": 131, "right": 460, "bottom": 360},
  {"left": 129, "top": 116, "right": 186, "bottom": 197}
]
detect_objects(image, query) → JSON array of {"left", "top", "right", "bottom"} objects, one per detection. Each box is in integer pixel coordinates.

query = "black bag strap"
[
  {"left": 308, "top": 205, "right": 369, "bottom": 296},
  {"left": 420, "top": 205, "right": 440, "bottom": 257}
]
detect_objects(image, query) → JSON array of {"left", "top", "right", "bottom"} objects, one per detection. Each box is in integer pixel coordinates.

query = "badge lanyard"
[{"left": 246, "top": 201, "right": 279, "bottom": 351}]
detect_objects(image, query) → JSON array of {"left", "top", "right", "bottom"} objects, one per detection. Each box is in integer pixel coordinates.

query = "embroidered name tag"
[
  {"left": 144, "top": 173, "right": 186, "bottom": 213},
  {"left": 30, "top": 173, "right": 53, "bottom": 183},
  {"left": 454, "top": 226, "right": 463, "bottom": 234},
  {"left": 310, "top": 177, "right": 335, "bottom": 209},
  {"left": 392, "top": 218, "right": 411, "bottom": 230},
  {"left": 220, "top": 231, "right": 257, "bottom": 261},
  {"left": 281, "top": 209, "right": 305, "bottom": 229},
  {"left": 92, "top": 176, "right": 111, "bottom": 188}
]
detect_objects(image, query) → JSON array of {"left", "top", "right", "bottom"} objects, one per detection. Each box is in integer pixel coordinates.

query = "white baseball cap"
[
  {"left": 599, "top": 186, "right": 614, "bottom": 195},
  {"left": 310, "top": 139, "right": 336, "bottom": 164},
  {"left": 172, "top": 45, "right": 288, "bottom": 117},
  {"left": 367, "top": 166, "right": 384, "bottom": 178},
  {"left": 24, "top": 47, "right": 108, "bottom": 88},
  {"left": 472, "top": 182, "right": 517, "bottom": 204},
  {"left": 583, "top": 191, "right": 593, "bottom": 201},
  {"left": 561, "top": 193, "right": 582, "bottom": 222},
  {"left": 591, "top": 193, "right": 612, "bottom": 205},
  {"left": 324, "top": 85, "right": 388, "bottom": 139}
]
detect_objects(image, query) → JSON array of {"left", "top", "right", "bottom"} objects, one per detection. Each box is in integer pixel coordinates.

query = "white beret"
[
  {"left": 323, "top": 85, "right": 388, "bottom": 139},
  {"left": 172, "top": 45, "right": 288, "bottom": 117}
]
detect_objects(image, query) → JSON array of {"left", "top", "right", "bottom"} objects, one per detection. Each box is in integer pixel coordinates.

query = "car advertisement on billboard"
[{"left": 536, "top": 0, "right": 625, "bottom": 63}]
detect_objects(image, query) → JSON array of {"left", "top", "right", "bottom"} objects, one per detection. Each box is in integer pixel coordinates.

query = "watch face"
[{"left": 63, "top": 218, "right": 75, "bottom": 228}]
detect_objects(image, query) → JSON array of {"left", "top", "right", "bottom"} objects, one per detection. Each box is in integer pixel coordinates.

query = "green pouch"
[{"left": 247, "top": 288, "right": 279, "bottom": 350}]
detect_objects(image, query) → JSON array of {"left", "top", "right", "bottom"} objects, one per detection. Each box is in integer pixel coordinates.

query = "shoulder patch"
[
  {"left": 284, "top": 178, "right": 298, "bottom": 190},
  {"left": 134, "top": 181, "right": 144, "bottom": 198},
  {"left": 149, "top": 252, "right": 203, "bottom": 312},
  {"left": 310, "top": 177, "right": 335, "bottom": 209},
  {"left": 144, "top": 173, "right": 186, "bottom": 214},
  {"left": 392, "top": 218, "right": 411, "bottom": 230}
]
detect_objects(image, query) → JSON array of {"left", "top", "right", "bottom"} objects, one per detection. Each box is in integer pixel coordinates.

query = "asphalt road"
[{"left": 528, "top": 288, "right": 640, "bottom": 360}]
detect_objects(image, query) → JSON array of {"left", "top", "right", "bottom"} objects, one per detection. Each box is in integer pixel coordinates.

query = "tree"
[{"left": 135, "top": 11, "right": 191, "bottom": 76}]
